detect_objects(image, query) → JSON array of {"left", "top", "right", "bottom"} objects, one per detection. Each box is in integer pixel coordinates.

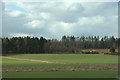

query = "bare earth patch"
[{"left": 2, "top": 56, "right": 63, "bottom": 64}]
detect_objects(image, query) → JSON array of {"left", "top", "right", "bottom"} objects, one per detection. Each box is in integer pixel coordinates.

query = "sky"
[{"left": 2, "top": 2, "right": 118, "bottom": 39}]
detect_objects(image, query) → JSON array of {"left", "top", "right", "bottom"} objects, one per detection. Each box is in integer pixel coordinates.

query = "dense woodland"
[{"left": 2, "top": 35, "right": 120, "bottom": 54}]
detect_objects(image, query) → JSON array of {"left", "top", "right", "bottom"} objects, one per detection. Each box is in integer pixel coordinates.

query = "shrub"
[
  {"left": 110, "top": 47, "right": 115, "bottom": 53},
  {"left": 104, "top": 53, "right": 109, "bottom": 55}
]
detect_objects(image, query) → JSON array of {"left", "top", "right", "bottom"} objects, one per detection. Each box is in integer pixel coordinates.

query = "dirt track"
[{"left": 2, "top": 56, "right": 65, "bottom": 64}]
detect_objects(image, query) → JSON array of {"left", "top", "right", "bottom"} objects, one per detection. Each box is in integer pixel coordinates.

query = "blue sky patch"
[{"left": 6, "top": 5, "right": 26, "bottom": 12}]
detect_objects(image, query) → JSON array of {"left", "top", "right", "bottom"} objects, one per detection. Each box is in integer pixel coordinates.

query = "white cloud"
[
  {"left": 77, "top": 16, "right": 104, "bottom": 26},
  {"left": 8, "top": 11, "right": 22, "bottom": 17},
  {"left": 49, "top": 21, "right": 73, "bottom": 34},
  {"left": 26, "top": 20, "right": 46, "bottom": 29},
  {"left": 40, "top": 12, "right": 52, "bottom": 20},
  {"left": 9, "top": 33, "right": 33, "bottom": 37}
]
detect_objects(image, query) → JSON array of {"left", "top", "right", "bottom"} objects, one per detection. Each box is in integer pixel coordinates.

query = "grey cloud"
[{"left": 2, "top": 2, "right": 118, "bottom": 39}]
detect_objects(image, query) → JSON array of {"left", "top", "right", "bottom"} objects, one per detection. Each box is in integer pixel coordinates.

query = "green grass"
[
  {"left": 2, "top": 58, "right": 92, "bottom": 68},
  {"left": 4, "top": 54, "right": 118, "bottom": 64},
  {"left": 2, "top": 71, "right": 118, "bottom": 78},
  {"left": 3, "top": 58, "right": 103, "bottom": 72},
  {"left": 2, "top": 54, "right": 118, "bottom": 78}
]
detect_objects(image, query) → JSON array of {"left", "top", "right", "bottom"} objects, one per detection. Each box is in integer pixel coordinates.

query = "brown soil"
[{"left": 81, "top": 49, "right": 118, "bottom": 54}]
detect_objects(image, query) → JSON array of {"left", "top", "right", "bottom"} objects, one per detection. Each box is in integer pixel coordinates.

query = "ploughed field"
[{"left": 2, "top": 54, "right": 118, "bottom": 78}]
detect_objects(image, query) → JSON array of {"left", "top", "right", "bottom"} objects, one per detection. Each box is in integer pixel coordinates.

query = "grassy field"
[
  {"left": 2, "top": 71, "right": 118, "bottom": 78},
  {"left": 3, "top": 54, "right": 118, "bottom": 64},
  {"left": 2, "top": 54, "right": 118, "bottom": 78}
]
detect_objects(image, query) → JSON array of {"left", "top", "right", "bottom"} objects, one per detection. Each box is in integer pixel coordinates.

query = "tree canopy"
[{"left": 2, "top": 35, "right": 119, "bottom": 54}]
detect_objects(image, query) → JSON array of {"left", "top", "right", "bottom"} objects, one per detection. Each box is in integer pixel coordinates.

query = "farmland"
[
  {"left": 2, "top": 1, "right": 119, "bottom": 79},
  {"left": 2, "top": 54, "right": 118, "bottom": 78}
]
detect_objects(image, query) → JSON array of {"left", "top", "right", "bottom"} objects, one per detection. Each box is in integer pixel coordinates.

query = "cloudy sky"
[{"left": 2, "top": 2, "right": 118, "bottom": 39}]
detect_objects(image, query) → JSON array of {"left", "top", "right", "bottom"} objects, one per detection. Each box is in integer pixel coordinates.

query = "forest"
[{"left": 2, "top": 35, "right": 120, "bottom": 54}]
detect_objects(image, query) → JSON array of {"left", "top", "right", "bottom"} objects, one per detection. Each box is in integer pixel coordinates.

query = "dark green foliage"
[
  {"left": 2, "top": 36, "right": 46, "bottom": 54},
  {"left": 104, "top": 53, "right": 109, "bottom": 55},
  {"left": 2, "top": 36, "right": 119, "bottom": 54},
  {"left": 110, "top": 47, "right": 115, "bottom": 53}
]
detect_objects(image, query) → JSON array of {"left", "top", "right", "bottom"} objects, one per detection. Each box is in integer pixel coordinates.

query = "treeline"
[{"left": 2, "top": 35, "right": 119, "bottom": 54}]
